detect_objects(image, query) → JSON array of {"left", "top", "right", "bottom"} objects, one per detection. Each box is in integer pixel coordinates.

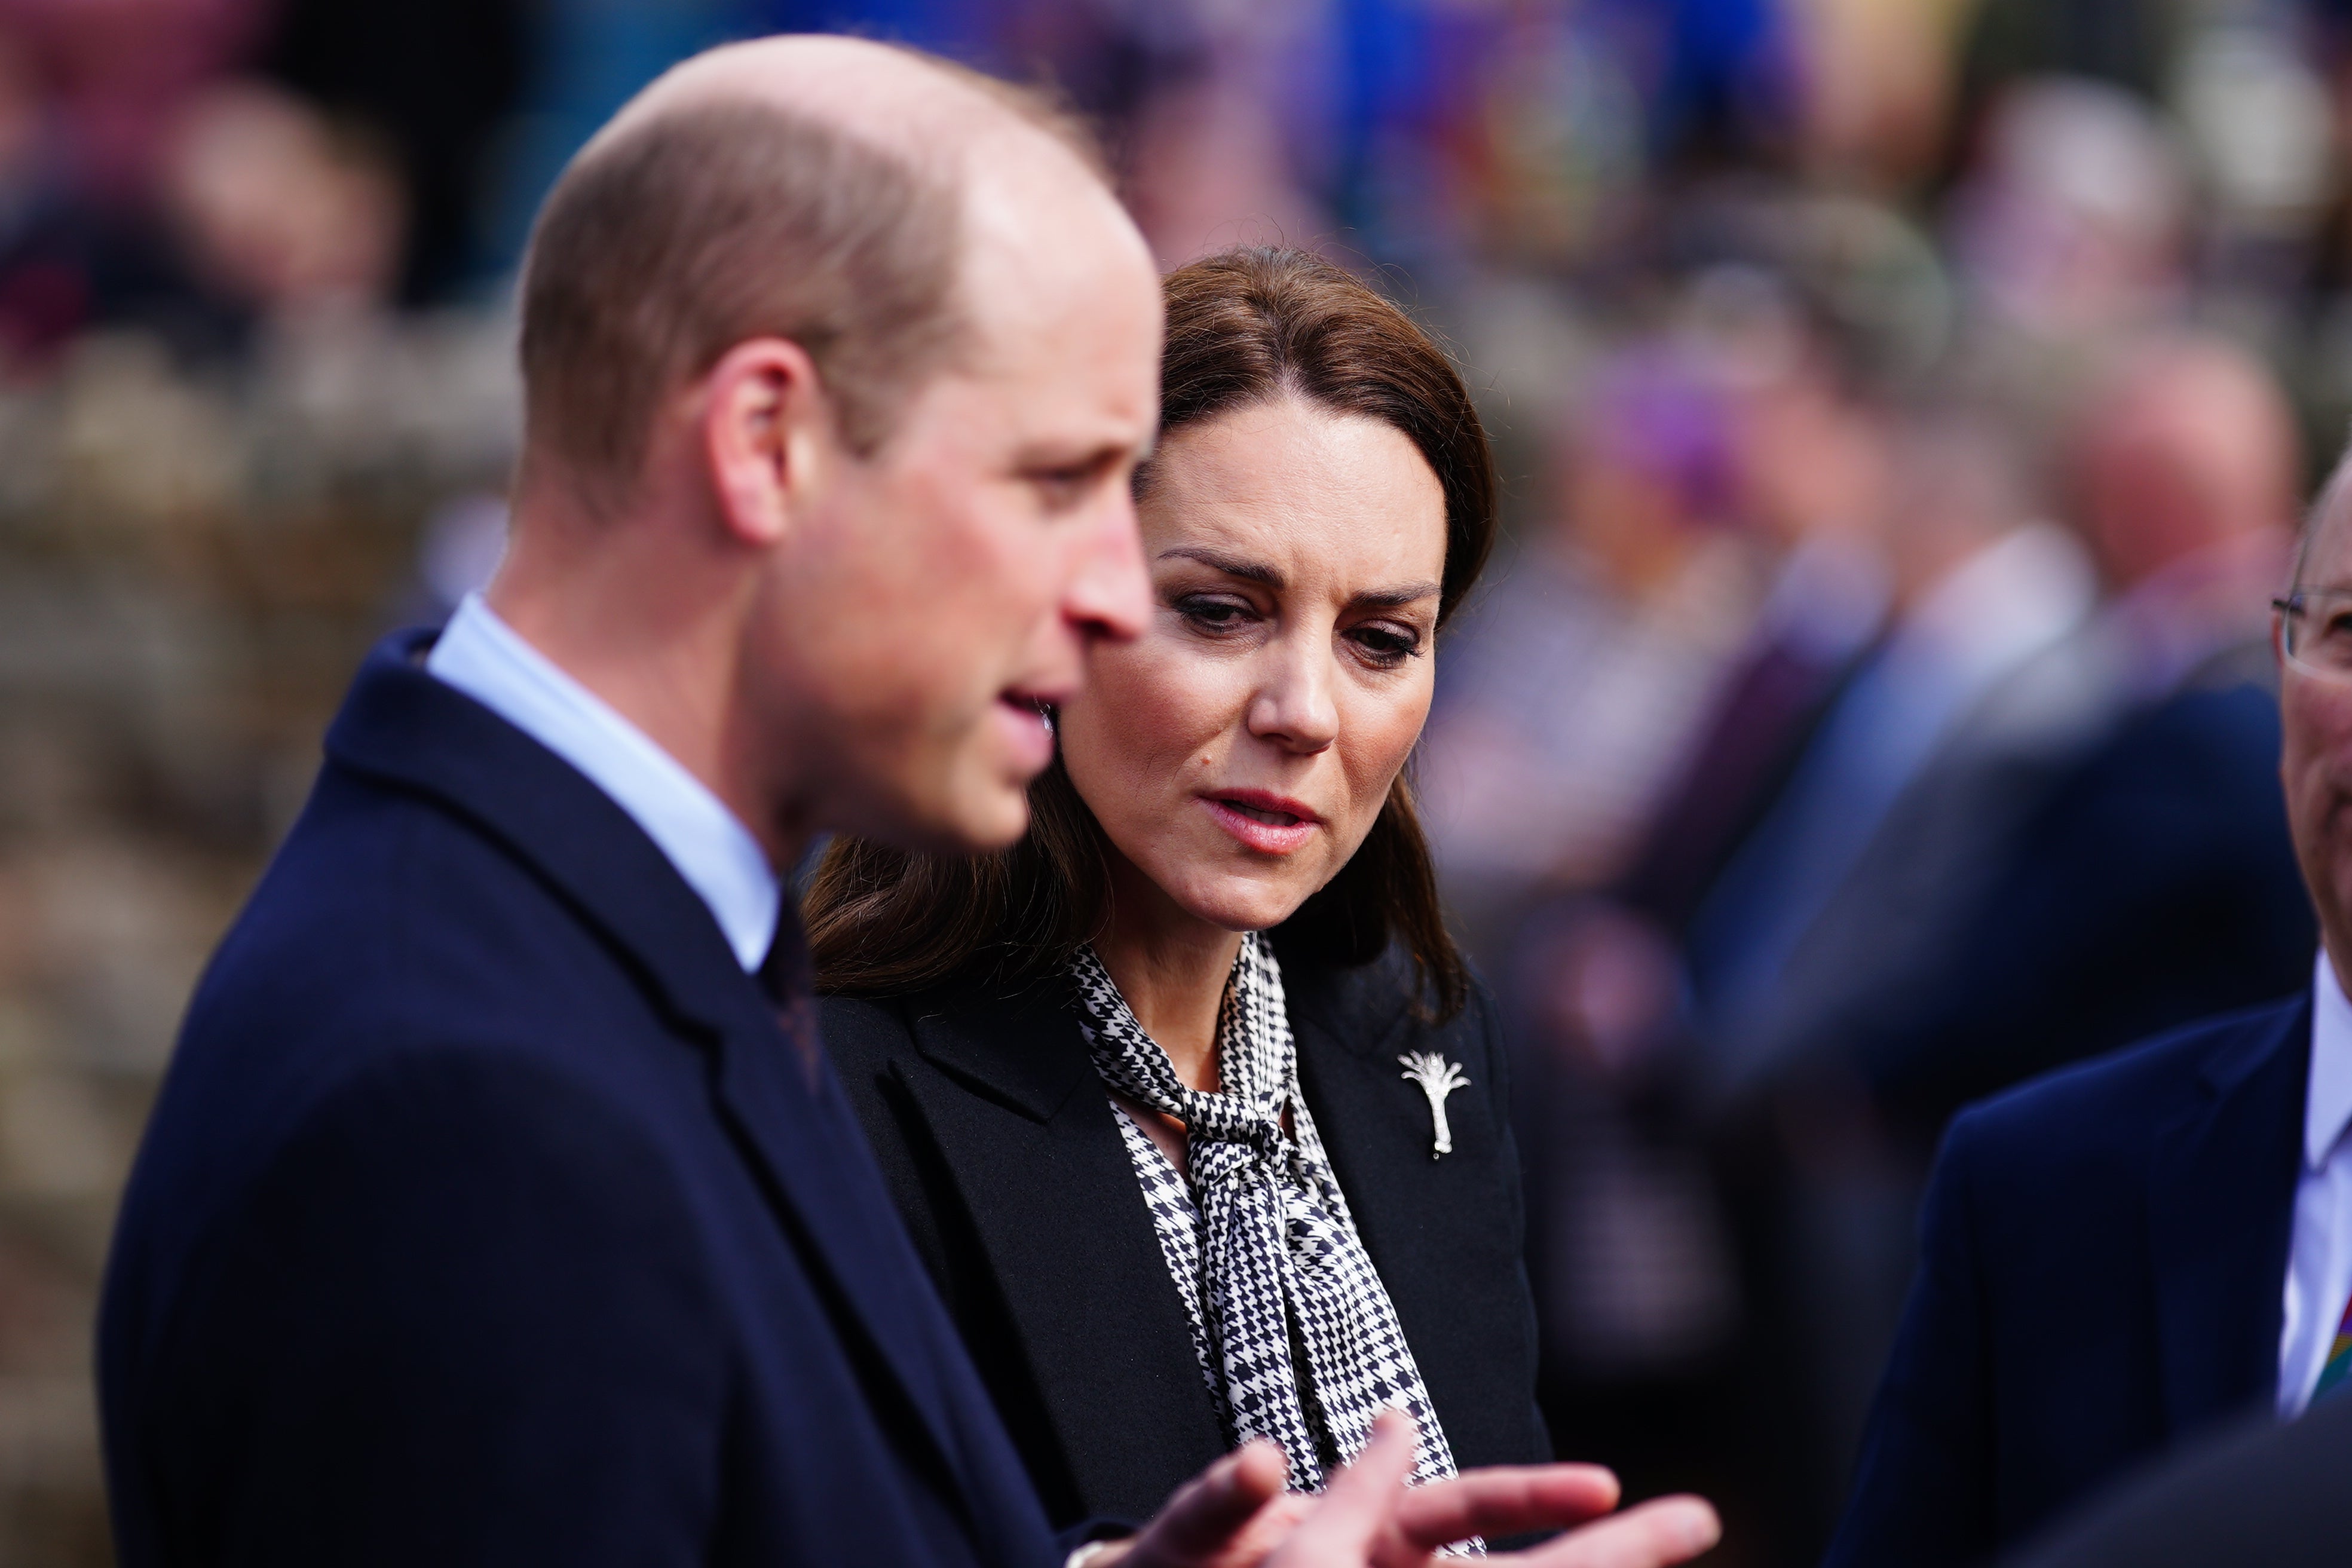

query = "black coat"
[
  {"left": 100, "top": 631, "right": 1064, "bottom": 1568},
  {"left": 822, "top": 942, "right": 1551, "bottom": 1529}
]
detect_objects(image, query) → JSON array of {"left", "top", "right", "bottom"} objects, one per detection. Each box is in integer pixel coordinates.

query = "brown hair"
[
  {"left": 807, "top": 246, "right": 1495, "bottom": 1017},
  {"left": 517, "top": 57, "right": 1102, "bottom": 500}
]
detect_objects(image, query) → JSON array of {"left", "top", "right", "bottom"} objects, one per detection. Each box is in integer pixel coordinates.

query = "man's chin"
[
  {"left": 832, "top": 776, "right": 1031, "bottom": 856},
  {"left": 924, "top": 789, "right": 1031, "bottom": 854}
]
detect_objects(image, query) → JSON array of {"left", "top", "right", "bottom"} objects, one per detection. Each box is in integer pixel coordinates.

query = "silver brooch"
[{"left": 1398, "top": 1052, "right": 1469, "bottom": 1159}]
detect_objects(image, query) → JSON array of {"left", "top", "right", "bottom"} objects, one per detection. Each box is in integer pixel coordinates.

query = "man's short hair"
[
  {"left": 518, "top": 62, "right": 1101, "bottom": 498},
  {"left": 2296, "top": 439, "right": 2352, "bottom": 590}
]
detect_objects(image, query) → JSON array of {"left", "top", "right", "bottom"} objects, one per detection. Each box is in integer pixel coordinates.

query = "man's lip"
[
  {"left": 1205, "top": 788, "right": 1323, "bottom": 826},
  {"left": 1001, "top": 686, "right": 1075, "bottom": 711}
]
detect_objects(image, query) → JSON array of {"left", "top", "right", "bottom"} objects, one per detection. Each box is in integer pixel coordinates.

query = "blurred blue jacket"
[
  {"left": 96, "top": 630, "right": 1064, "bottom": 1567},
  {"left": 1826, "top": 994, "right": 2308, "bottom": 1567}
]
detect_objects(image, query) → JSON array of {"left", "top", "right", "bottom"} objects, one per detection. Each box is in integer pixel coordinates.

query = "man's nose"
[{"left": 1064, "top": 493, "right": 1150, "bottom": 643}]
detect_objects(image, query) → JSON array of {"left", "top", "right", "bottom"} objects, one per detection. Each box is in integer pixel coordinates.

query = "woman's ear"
[{"left": 701, "top": 336, "right": 836, "bottom": 547}]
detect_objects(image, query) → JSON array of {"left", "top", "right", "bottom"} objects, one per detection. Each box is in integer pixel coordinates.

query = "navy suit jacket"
[
  {"left": 97, "top": 631, "right": 1065, "bottom": 1567},
  {"left": 1826, "top": 993, "right": 2310, "bottom": 1568}
]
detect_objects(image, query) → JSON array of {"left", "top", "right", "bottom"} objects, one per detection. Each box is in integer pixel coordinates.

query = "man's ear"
[{"left": 702, "top": 337, "right": 834, "bottom": 547}]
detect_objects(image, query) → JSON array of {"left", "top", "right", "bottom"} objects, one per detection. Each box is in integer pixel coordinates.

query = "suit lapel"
[
  {"left": 895, "top": 981, "right": 1227, "bottom": 1521},
  {"left": 325, "top": 635, "right": 1004, "bottom": 1524},
  {"left": 2148, "top": 996, "right": 2310, "bottom": 1438}
]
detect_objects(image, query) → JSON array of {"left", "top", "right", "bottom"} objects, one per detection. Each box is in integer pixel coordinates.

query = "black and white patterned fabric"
[{"left": 1071, "top": 934, "right": 1462, "bottom": 1497}]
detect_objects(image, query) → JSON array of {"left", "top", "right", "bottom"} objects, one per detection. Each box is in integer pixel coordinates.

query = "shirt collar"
[
  {"left": 424, "top": 593, "right": 780, "bottom": 972},
  {"left": 2307, "top": 947, "right": 2352, "bottom": 1170}
]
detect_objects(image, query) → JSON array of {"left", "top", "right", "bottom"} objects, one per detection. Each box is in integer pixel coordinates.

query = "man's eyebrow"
[
  {"left": 1159, "top": 546, "right": 1284, "bottom": 589},
  {"left": 1016, "top": 431, "right": 1155, "bottom": 470}
]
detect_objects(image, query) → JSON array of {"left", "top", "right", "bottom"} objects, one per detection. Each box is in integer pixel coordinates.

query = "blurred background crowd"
[{"left": 0, "top": 0, "right": 2344, "bottom": 1563}]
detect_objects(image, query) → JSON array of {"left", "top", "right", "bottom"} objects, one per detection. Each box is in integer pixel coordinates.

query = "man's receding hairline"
[
  {"left": 595, "top": 37, "right": 1101, "bottom": 200},
  {"left": 578, "top": 90, "right": 948, "bottom": 212},
  {"left": 516, "top": 36, "right": 1123, "bottom": 500},
  {"left": 2298, "top": 449, "right": 2352, "bottom": 590},
  {"left": 564, "top": 72, "right": 1103, "bottom": 360}
]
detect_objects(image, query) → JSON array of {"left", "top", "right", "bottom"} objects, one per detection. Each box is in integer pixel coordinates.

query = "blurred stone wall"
[{"left": 0, "top": 316, "right": 518, "bottom": 1566}]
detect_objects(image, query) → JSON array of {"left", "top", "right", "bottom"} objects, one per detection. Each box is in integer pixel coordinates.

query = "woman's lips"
[{"left": 1201, "top": 792, "right": 1318, "bottom": 854}]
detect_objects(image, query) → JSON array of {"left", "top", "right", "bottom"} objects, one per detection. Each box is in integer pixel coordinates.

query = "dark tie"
[
  {"left": 756, "top": 906, "right": 824, "bottom": 1082},
  {"left": 2313, "top": 1288, "right": 2352, "bottom": 1405}
]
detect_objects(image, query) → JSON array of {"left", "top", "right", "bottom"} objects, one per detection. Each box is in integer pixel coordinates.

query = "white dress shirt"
[
  {"left": 424, "top": 592, "right": 780, "bottom": 972},
  {"left": 2278, "top": 946, "right": 2352, "bottom": 1415}
]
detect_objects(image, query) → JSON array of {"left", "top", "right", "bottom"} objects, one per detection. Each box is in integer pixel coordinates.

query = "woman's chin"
[{"left": 1166, "top": 872, "right": 1316, "bottom": 938}]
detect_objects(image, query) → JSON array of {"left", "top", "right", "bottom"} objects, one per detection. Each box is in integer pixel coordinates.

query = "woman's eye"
[
  {"left": 1350, "top": 625, "right": 1423, "bottom": 665},
  {"left": 1176, "top": 596, "right": 1254, "bottom": 632}
]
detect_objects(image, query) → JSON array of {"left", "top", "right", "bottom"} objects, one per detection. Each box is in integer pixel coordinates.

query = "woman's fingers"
[
  {"left": 1127, "top": 1440, "right": 1292, "bottom": 1568},
  {"left": 1264, "top": 1411, "right": 1421, "bottom": 1568},
  {"left": 1508, "top": 1494, "right": 1722, "bottom": 1568},
  {"left": 1121, "top": 1420, "right": 1713, "bottom": 1568},
  {"left": 1389, "top": 1463, "right": 1622, "bottom": 1549}
]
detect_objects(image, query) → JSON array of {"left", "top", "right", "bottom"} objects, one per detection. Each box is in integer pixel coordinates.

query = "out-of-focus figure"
[
  {"left": 1845, "top": 335, "right": 2310, "bottom": 1130},
  {"left": 1672, "top": 397, "right": 2093, "bottom": 1547},
  {"left": 1948, "top": 77, "right": 2190, "bottom": 342},
  {"left": 1421, "top": 344, "right": 1769, "bottom": 956},
  {"left": 159, "top": 81, "right": 404, "bottom": 327},
  {"left": 1825, "top": 363, "right": 2344, "bottom": 1568},
  {"left": 1693, "top": 332, "right": 2311, "bottom": 1557},
  {"left": 255, "top": 0, "right": 526, "bottom": 304},
  {"left": 1686, "top": 418, "right": 2094, "bottom": 1070}
]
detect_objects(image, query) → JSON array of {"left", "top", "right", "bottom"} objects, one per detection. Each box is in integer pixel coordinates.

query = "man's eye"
[
  {"left": 1028, "top": 454, "right": 1123, "bottom": 513},
  {"left": 1030, "top": 468, "right": 1095, "bottom": 510}
]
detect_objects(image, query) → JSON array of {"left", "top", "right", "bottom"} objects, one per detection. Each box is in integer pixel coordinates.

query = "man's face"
[
  {"left": 2281, "top": 502, "right": 2352, "bottom": 964},
  {"left": 754, "top": 176, "right": 1161, "bottom": 851}
]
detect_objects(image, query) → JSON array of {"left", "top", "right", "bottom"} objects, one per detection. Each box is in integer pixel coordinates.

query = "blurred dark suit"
[
  {"left": 1740, "top": 648, "right": 2312, "bottom": 1135},
  {"left": 1867, "top": 664, "right": 2310, "bottom": 1129},
  {"left": 1827, "top": 995, "right": 2307, "bottom": 1567}
]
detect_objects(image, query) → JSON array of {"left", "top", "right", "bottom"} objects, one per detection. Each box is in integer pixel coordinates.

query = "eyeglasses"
[{"left": 2275, "top": 591, "right": 2352, "bottom": 678}]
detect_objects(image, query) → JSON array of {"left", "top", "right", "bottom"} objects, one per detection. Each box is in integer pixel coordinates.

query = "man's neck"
[{"left": 490, "top": 483, "right": 806, "bottom": 870}]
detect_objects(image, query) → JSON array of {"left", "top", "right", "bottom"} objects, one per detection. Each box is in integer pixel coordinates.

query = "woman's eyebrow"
[
  {"left": 1353, "top": 583, "right": 1442, "bottom": 610},
  {"left": 1159, "top": 545, "right": 1285, "bottom": 589}
]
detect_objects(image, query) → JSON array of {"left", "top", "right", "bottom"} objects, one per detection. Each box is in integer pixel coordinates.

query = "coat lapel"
[
  {"left": 2148, "top": 996, "right": 2310, "bottom": 1439},
  {"left": 1284, "top": 963, "right": 1533, "bottom": 1470},
  {"left": 324, "top": 634, "right": 1006, "bottom": 1525},
  {"left": 894, "top": 980, "right": 1227, "bottom": 1522}
]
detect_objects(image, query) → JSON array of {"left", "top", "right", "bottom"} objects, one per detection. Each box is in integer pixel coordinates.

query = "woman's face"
[{"left": 1058, "top": 394, "right": 1448, "bottom": 935}]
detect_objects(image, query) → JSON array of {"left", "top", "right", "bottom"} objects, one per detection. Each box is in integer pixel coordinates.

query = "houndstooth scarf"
[{"left": 1069, "top": 933, "right": 1461, "bottom": 1495}]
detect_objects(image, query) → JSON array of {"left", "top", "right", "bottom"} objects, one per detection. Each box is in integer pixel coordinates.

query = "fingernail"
[{"left": 1676, "top": 1503, "right": 1722, "bottom": 1554}]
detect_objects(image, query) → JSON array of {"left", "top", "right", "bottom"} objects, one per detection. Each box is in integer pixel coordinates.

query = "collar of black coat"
[
  {"left": 320, "top": 629, "right": 1004, "bottom": 1516},
  {"left": 898, "top": 934, "right": 1424, "bottom": 1125},
  {"left": 324, "top": 628, "right": 777, "bottom": 1043}
]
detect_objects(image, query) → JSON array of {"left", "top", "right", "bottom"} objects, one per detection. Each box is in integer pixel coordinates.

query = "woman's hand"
[{"left": 1098, "top": 1413, "right": 1720, "bottom": 1568}]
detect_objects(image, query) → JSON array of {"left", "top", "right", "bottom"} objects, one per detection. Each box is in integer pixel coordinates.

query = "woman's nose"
[{"left": 1247, "top": 644, "right": 1339, "bottom": 754}]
